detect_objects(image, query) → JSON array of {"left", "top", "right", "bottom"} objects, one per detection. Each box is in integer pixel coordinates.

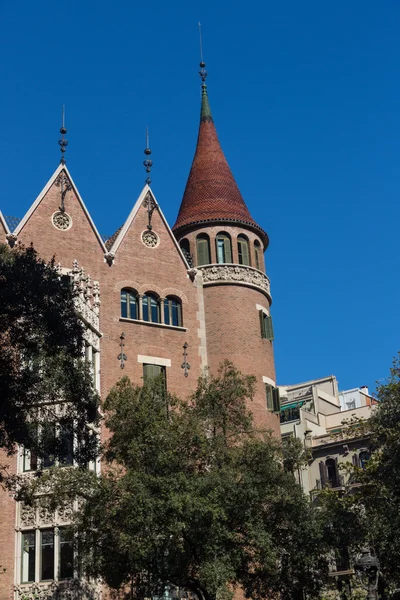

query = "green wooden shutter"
[
  {"left": 224, "top": 237, "right": 232, "bottom": 263},
  {"left": 241, "top": 240, "right": 250, "bottom": 266},
  {"left": 265, "top": 384, "right": 274, "bottom": 411},
  {"left": 264, "top": 316, "right": 274, "bottom": 341},
  {"left": 254, "top": 247, "right": 260, "bottom": 270},
  {"left": 197, "top": 239, "right": 210, "bottom": 266},
  {"left": 272, "top": 387, "right": 281, "bottom": 413}
]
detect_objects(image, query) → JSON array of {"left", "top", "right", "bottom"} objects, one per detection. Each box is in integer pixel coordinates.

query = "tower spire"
[
  {"left": 58, "top": 105, "right": 68, "bottom": 165},
  {"left": 143, "top": 126, "right": 153, "bottom": 185},
  {"left": 173, "top": 52, "right": 268, "bottom": 247},
  {"left": 198, "top": 23, "right": 212, "bottom": 122}
]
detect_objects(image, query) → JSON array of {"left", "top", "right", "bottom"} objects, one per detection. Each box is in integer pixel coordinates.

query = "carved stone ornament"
[
  {"left": 141, "top": 229, "right": 159, "bottom": 248},
  {"left": 52, "top": 211, "right": 72, "bottom": 231},
  {"left": 15, "top": 579, "right": 102, "bottom": 599},
  {"left": 20, "top": 503, "right": 36, "bottom": 527},
  {"left": 199, "top": 264, "right": 272, "bottom": 300},
  {"left": 6, "top": 233, "right": 17, "bottom": 248}
]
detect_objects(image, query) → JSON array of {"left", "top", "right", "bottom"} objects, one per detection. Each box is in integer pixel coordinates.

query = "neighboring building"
[
  {"left": 280, "top": 376, "right": 377, "bottom": 583},
  {"left": 279, "top": 377, "right": 376, "bottom": 497},
  {"left": 0, "top": 62, "right": 279, "bottom": 599}
]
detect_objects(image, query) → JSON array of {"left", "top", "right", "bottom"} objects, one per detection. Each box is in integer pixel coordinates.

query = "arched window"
[
  {"left": 121, "top": 288, "right": 138, "bottom": 320},
  {"left": 196, "top": 234, "right": 211, "bottom": 266},
  {"left": 254, "top": 240, "right": 261, "bottom": 270},
  {"left": 326, "top": 458, "right": 339, "bottom": 488},
  {"left": 215, "top": 232, "right": 232, "bottom": 264},
  {"left": 180, "top": 238, "right": 193, "bottom": 267},
  {"left": 142, "top": 293, "right": 160, "bottom": 323},
  {"left": 164, "top": 296, "right": 182, "bottom": 327},
  {"left": 237, "top": 235, "right": 250, "bottom": 266}
]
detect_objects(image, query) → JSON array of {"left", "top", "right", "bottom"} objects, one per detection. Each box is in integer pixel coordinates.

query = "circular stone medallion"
[
  {"left": 142, "top": 230, "right": 159, "bottom": 248},
  {"left": 52, "top": 211, "right": 72, "bottom": 231}
]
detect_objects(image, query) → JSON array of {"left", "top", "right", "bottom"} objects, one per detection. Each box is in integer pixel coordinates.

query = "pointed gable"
[
  {"left": 15, "top": 164, "right": 107, "bottom": 268},
  {"left": 109, "top": 185, "right": 189, "bottom": 270}
]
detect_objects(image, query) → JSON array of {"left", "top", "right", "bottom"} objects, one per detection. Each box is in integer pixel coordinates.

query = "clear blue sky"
[{"left": 1, "top": 1, "right": 399, "bottom": 393}]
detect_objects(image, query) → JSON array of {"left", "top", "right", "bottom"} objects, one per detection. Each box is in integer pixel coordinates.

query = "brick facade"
[{"left": 0, "top": 76, "right": 279, "bottom": 598}]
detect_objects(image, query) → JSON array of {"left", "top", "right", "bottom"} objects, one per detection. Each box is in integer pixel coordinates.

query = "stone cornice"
[{"left": 198, "top": 264, "right": 272, "bottom": 303}]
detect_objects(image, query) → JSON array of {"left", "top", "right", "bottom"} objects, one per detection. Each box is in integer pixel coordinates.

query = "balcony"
[{"left": 315, "top": 475, "right": 345, "bottom": 491}]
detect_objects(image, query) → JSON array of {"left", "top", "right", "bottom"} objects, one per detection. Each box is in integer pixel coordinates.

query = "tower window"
[
  {"left": 143, "top": 364, "right": 167, "bottom": 386},
  {"left": 142, "top": 293, "right": 160, "bottom": 323},
  {"left": 259, "top": 311, "right": 274, "bottom": 341},
  {"left": 215, "top": 232, "right": 232, "bottom": 263},
  {"left": 196, "top": 234, "right": 211, "bottom": 266},
  {"left": 164, "top": 297, "right": 182, "bottom": 327},
  {"left": 254, "top": 240, "right": 261, "bottom": 270},
  {"left": 237, "top": 235, "right": 250, "bottom": 266},
  {"left": 180, "top": 238, "right": 193, "bottom": 267},
  {"left": 121, "top": 288, "right": 138, "bottom": 320},
  {"left": 21, "top": 531, "right": 35, "bottom": 582}
]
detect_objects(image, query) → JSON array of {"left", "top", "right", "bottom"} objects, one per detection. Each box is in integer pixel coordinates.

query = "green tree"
[
  {"left": 0, "top": 243, "right": 99, "bottom": 483},
  {"left": 63, "top": 363, "right": 327, "bottom": 600}
]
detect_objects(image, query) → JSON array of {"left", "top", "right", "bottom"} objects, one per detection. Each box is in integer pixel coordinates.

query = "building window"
[
  {"left": 215, "top": 232, "right": 232, "bottom": 263},
  {"left": 254, "top": 240, "right": 261, "bottom": 270},
  {"left": 237, "top": 235, "right": 250, "bottom": 266},
  {"left": 59, "top": 529, "right": 74, "bottom": 579},
  {"left": 326, "top": 458, "right": 340, "bottom": 488},
  {"left": 21, "top": 528, "right": 74, "bottom": 584},
  {"left": 359, "top": 450, "right": 370, "bottom": 469},
  {"left": 121, "top": 288, "right": 138, "bottom": 320},
  {"left": 196, "top": 234, "right": 211, "bottom": 266},
  {"left": 179, "top": 238, "right": 193, "bottom": 267},
  {"left": 164, "top": 297, "right": 182, "bottom": 327},
  {"left": 143, "top": 364, "right": 167, "bottom": 386},
  {"left": 22, "top": 421, "right": 74, "bottom": 472},
  {"left": 142, "top": 293, "right": 160, "bottom": 323},
  {"left": 21, "top": 531, "right": 35, "bottom": 583},
  {"left": 265, "top": 384, "right": 280, "bottom": 413},
  {"left": 41, "top": 529, "right": 55, "bottom": 581},
  {"left": 59, "top": 420, "right": 74, "bottom": 466},
  {"left": 259, "top": 311, "right": 274, "bottom": 341}
]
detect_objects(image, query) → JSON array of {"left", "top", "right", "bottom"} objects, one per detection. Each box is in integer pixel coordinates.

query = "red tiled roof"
[{"left": 173, "top": 87, "right": 268, "bottom": 246}]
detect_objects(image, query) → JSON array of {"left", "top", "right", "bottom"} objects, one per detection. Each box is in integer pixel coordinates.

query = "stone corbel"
[
  {"left": 104, "top": 252, "right": 115, "bottom": 266},
  {"left": 6, "top": 233, "right": 17, "bottom": 248},
  {"left": 187, "top": 268, "right": 198, "bottom": 282}
]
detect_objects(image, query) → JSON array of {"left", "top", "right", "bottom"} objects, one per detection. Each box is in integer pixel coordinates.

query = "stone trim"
[
  {"left": 199, "top": 264, "right": 272, "bottom": 302},
  {"left": 262, "top": 376, "right": 276, "bottom": 387},
  {"left": 120, "top": 317, "right": 187, "bottom": 332},
  {"left": 137, "top": 355, "right": 171, "bottom": 367}
]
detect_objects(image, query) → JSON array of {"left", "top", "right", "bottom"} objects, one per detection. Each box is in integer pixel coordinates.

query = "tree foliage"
[
  {"left": 67, "top": 363, "right": 327, "bottom": 600},
  {"left": 0, "top": 243, "right": 99, "bottom": 481}
]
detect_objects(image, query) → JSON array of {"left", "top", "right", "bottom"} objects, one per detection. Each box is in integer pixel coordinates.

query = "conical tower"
[{"left": 173, "top": 62, "right": 279, "bottom": 434}]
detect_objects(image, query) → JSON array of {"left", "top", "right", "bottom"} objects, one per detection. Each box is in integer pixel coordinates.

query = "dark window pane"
[
  {"left": 59, "top": 529, "right": 74, "bottom": 579},
  {"left": 164, "top": 299, "right": 170, "bottom": 325},
  {"left": 129, "top": 296, "right": 137, "bottom": 319},
  {"left": 60, "top": 421, "right": 74, "bottom": 466},
  {"left": 41, "top": 530, "right": 54, "bottom": 581},
  {"left": 142, "top": 297, "right": 149, "bottom": 321},
  {"left": 171, "top": 301, "right": 179, "bottom": 327},
  {"left": 42, "top": 424, "right": 56, "bottom": 468},
  {"left": 121, "top": 291, "right": 128, "bottom": 318},
  {"left": 22, "top": 532, "right": 35, "bottom": 583},
  {"left": 150, "top": 297, "right": 159, "bottom": 323}
]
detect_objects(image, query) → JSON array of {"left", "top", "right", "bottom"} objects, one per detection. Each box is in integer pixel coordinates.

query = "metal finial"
[
  {"left": 143, "top": 126, "right": 152, "bottom": 185},
  {"left": 198, "top": 22, "right": 207, "bottom": 83},
  {"left": 58, "top": 105, "right": 68, "bottom": 164}
]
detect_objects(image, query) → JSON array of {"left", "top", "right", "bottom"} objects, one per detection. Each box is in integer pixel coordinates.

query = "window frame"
[
  {"left": 121, "top": 288, "right": 139, "bottom": 320},
  {"left": 142, "top": 292, "right": 161, "bottom": 324},
  {"left": 164, "top": 297, "right": 182, "bottom": 327},
  {"left": 20, "top": 527, "right": 75, "bottom": 585},
  {"left": 259, "top": 310, "right": 274, "bottom": 341},
  {"left": 254, "top": 240, "right": 261, "bottom": 270},
  {"left": 237, "top": 234, "right": 251, "bottom": 266},
  {"left": 196, "top": 234, "right": 211, "bottom": 266},
  {"left": 215, "top": 232, "right": 232, "bottom": 264}
]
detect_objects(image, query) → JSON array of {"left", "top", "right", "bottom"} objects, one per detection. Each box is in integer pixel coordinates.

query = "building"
[
  {"left": 0, "top": 61, "right": 279, "bottom": 600},
  {"left": 279, "top": 376, "right": 376, "bottom": 497}
]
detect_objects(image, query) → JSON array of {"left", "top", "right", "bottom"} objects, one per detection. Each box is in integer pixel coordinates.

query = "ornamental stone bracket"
[{"left": 199, "top": 264, "right": 272, "bottom": 302}]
